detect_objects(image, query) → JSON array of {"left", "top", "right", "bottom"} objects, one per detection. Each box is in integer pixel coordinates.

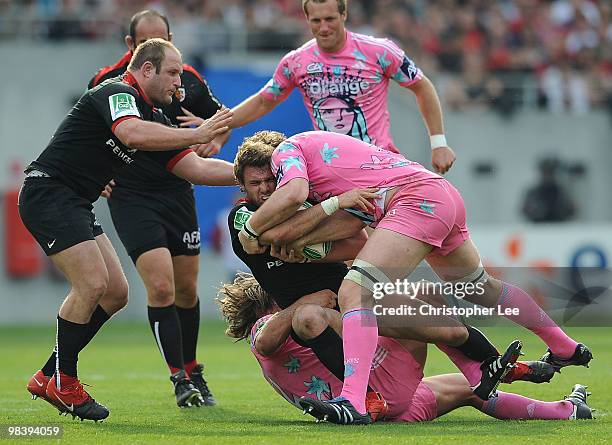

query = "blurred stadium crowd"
[{"left": 1, "top": 0, "right": 611, "bottom": 115}]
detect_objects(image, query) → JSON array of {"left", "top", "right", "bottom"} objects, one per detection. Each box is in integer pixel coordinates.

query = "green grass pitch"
[{"left": 1, "top": 322, "right": 609, "bottom": 444}]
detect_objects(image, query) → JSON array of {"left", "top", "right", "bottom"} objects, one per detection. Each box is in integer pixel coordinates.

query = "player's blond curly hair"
[
  {"left": 216, "top": 272, "right": 275, "bottom": 340},
  {"left": 233, "top": 130, "right": 286, "bottom": 184}
]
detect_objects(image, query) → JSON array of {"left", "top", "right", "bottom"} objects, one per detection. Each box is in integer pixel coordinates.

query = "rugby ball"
[{"left": 298, "top": 202, "right": 332, "bottom": 260}]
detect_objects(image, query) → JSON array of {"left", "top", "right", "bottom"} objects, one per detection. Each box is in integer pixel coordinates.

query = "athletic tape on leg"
[
  {"left": 345, "top": 259, "right": 392, "bottom": 293},
  {"left": 446, "top": 262, "right": 489, "bottom": 285}
]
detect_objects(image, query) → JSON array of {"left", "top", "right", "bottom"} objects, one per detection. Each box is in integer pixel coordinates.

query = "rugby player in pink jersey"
[
  {"left": 236, "top": 130, "right": 592, "bottom": 425},
  {"left": 217, "top": 274, "right": 594, "bottom": 423},
  {"left": 228, "top": 0, "right": 456, "bottom": 174}
]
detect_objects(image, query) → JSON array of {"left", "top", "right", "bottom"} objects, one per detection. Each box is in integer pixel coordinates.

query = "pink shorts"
[
  {"left": 368, "top": 337, "right": 423, "bottom": 420},
  {"left": 374, "top": 178, "right": 470, "bottom": 256},
  {"left": 395, "top": 382, "right": 438, "bottom": 422}
]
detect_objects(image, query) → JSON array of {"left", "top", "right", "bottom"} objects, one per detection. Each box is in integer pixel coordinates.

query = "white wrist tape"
[
  {"left": 430, "top": 134, "right": 447, "bottom": 150},
  {"left": 244, "top": 219, "right": 260, "bottom": 238},
  {"left": 320, "top": 196, "right": 340, "bottom": 216}
]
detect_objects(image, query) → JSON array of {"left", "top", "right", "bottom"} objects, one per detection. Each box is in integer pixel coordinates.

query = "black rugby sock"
[
  {"left": 42, "top": 305, "right": 110, "bottom": 376},
  {"left": 456, "top": 325, "right": 500, "bottom": 361},
  {"left": 148, "top": 304, "right": 185, "bottom": 374},
  {"left": 176, "top": 299, "right": 200, "bottom": 367},
  {"left": 56, "top": 316, "right": 89, "bottom": 378}
]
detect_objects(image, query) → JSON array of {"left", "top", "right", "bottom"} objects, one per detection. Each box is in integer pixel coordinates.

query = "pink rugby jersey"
[
  {"left": 259, "top": 31, "right": 423, "bottom": 153},
  {"left": 250, "top": 314, "right": 424, "bottom": 421},
  {"left": 270, "top": 131, "right": 440, "bottom": 222}
]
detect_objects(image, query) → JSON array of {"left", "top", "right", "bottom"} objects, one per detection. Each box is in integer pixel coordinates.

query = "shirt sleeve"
[
  {"left": 270, "top": 140, "right": 309, "bottom": 189},
  {"left": 258, "top": 51, "right": 298, "bottom": 103},
  {"left": 90, "top": 83, "right": 142, "bottom": 131},
  {"left": 379, "top": 38, "right": 423, "bottom": 87}
]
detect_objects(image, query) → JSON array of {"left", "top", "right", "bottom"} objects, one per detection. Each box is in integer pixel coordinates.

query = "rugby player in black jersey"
[
  {"left": 22, "top": 39, "right": 235, "bottom": 421},
  {"left": 88, "top": 10, "right": 227, "bottom": 408}
]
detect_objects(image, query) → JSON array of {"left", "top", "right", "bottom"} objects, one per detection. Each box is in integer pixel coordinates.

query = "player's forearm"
[
  {"left": 411, "top": 76, "right": 445, "bottom": 136},
  {"left": 315, "top": 231, "right": 368, "bottom": 263},
  {"left": 230, "top": 93, "right": 276, "bottom": 129},
  {"left": 258, "top": 204, "right": 329, "bottom": 245},
  {"left": 295, "top": 211, "right": 365, "bottom": 246},
  {"left": 115, "top": 119, "right": 199, "bottom": 151},
  {"left": 254, "top": 310, "right": 296, "bottom": 356},
  {"left": 174, "top": 157, "right": 236, "bottom": 186},
  {"left": 248, "top": 179, "right": 308, "bottom": 235}
]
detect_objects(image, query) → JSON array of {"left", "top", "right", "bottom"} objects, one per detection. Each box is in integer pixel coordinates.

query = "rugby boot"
[
  {"left": 473, "top": 340, "right": 522, "bottom": 400},
  {"left": 503, "top": 361, "right": 555, "bottom": 384},
  {"left": 299, "top": 396, "right": 372, "bottom": 425},
  {"left": 365, "top": 391, "right": 388, "bottom": 422},
  {"left": 46, "top": 372, "right": 109, "bottom": 421},
  {"left": 27, "top": 370, "right": 60, "bottom": 409},
  {"left": 565, "top": 384, "right": 594, "bottom": 419},
  {"left": 171, "top": 370, "right": 204, "bottom": 408},
  {"left": 188, "top": 364, "right": 216, "bottom": 406},
  {"left": 541, "top": 343, "right": 592, "bottom": 372}
]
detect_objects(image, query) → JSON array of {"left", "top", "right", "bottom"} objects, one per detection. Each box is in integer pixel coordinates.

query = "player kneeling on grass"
[{"left": 217, "top": 273, "right": 594, "bottom": 423}]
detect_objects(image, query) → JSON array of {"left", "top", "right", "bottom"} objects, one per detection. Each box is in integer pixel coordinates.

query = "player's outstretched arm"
[
  {"left": 113, "top": 108, "right": 232, "bottom": 151},
  {"left": 230, "top": 93, "right": 278, "bottom": 129},
  {"left": 170, "top": 152, "right": 236, "bottom": 186},
  {"left": 407, "top": 76, "right": 456, "bottom": 174},
  {"left": 254, "top": 290, "right": 337, "bottom": 356}
]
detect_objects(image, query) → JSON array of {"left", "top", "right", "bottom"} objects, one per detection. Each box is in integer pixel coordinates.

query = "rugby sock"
[
  {"left": 456, "top": 326, "right": 499, "bottom": 362},
  {"left": 56, "top": 316, "right": 88, "bottom": 378},
  {"left": 481, "top": 391, "right": 574, "bottom": 420},
  {"left": 176, "top": 299, "right": 200, "bottom": 368},
  {"left": 42, "top": 305, "right": 110, "bottom": 377},
  {"left": 498, "top": 282, "right": 578, "bottom": 358},
  {"left": 305, "top": 326, "right": 346, "bottom": 382},
  {"left": 436, "top": 344, "right": 482, "bottom": 386},
  {"left": 148, "top": 304, "right": 185, "bottom": 374},
  {"left": 339, "top": 308, "right": 378, "bottom": 414}
]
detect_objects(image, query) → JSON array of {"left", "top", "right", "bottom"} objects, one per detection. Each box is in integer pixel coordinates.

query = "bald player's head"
[{"left": 125, "top": 10, "right": 171, "bottom": 52}]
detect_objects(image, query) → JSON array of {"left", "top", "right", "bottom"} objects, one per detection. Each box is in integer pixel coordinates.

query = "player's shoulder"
[
  {"left": 228, "top": 200, "right": 257, "bottom": 232},
  {"left": 181, "top": 64, "right": 206, "bottom": 84},
  {"left": 89, "top": 51, "right": 131, "bottom": 88},
  {"left": 350, "top": 30, "right": 404, "bottom": 56},
  {"left": 91, "top": 76, "right": 138, "bottom": 97},
  {"left": 283, "top": 38, "right": 317, "bottom": 60}
]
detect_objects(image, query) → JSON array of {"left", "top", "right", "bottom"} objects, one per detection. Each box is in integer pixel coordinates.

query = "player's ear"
[
  {"left": 142, "top": 61, "right": 155, "bottom": 78},
  {"left": 168, "top": 32, "right": 173, "bottom": 42},
  {"left": 125, "top": 35, "right": 135, "bottom": 52}
]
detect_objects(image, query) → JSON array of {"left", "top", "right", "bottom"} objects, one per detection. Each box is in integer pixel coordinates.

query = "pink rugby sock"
[
  {"left": 481, "top": 391, "right": 574, "bottom": 420},
  {"left": 339, "top": 308, "right": 378, "bottom": 414},
  {"left": 436, "top": 344, "right": 482, "bottom": 386},
  {"left": 498, "top": 282, "right": 578, "bottom": 358}
]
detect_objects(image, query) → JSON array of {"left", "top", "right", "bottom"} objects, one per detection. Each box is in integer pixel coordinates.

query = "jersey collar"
[{"left": 122, "top": 71, "right": 154, "bottom": 107}]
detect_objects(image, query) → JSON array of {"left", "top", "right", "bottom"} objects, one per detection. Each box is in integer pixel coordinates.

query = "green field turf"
[{"left": 0, "top": 322, "right": 609, "bottom": 444}]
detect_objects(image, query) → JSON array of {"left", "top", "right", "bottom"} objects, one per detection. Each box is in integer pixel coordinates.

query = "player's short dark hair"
[
  {"left": 129, "top": 10, "right": 170, "bottom": 40},
  {"left": 234, "top": 131, "right": 286, "bottom": 184},
  {"left": 217, "top": 273, "right": 275, "bottom": 340},
  {"left": 127, "top": 38, "right": 180, "bottom": 74},
  {"left": 302, "top": 0, "right": 347, "bottom": 16}
]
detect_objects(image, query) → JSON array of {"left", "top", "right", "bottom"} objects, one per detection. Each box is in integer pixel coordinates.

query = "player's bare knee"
[
  {"left": 446, "top": 325, "right": 469, "bottom": 347},
  {"left": 104, "top": 277, "right": 129, "bottom": 313},
  {"left": 292, "top": 304, "right": 328, "bottom": 340},
  {"left": 174, "top": 282, "right": 198, "bottom": 308},
  {"left": 77, "top": 274, "right": 109, "bottom": 303},
  {"left": 147, "top": 279, "right": 175, "bottom": 306}
]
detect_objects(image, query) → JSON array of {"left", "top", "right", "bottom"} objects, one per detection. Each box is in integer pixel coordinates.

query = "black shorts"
[
  {"left": 107, "top": 187, "right": 200, "bottom": 263},
  {"left": 18, "top": 177, "right": 104, "bottom": 256}
]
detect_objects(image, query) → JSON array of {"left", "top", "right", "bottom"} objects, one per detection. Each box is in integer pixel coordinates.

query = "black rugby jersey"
[
  {"left": 27, "top": 73, "right": 188, "bottom": 202},
  {"left": 228, "top": 201, "right": 348, "bottom": 309},
  {"left": 89, "top": 51, "right": 222, "bottom": 194}
]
